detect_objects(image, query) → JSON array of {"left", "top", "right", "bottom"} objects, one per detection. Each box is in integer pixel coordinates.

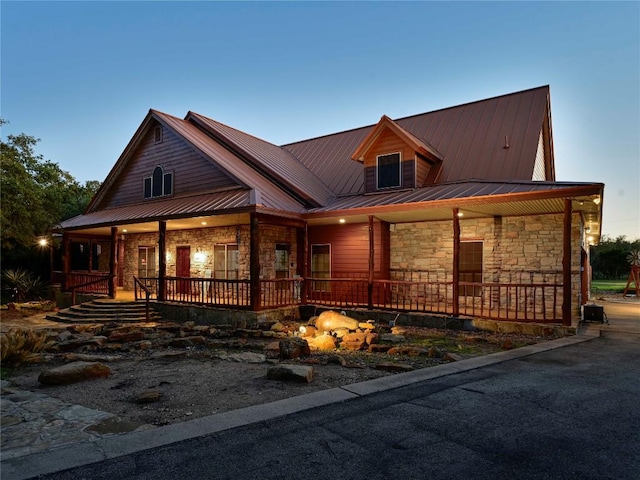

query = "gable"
[{"left": 94, "top": 119, "right": 240, "bottom": 211}]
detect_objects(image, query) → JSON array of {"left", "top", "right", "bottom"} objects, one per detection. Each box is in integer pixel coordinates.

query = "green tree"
[
  {"left": 1, "top": 120, "right": 100, "bottom": 277},
  {"left": 591, "top": 235, "right": 640, "bottom": 279}
]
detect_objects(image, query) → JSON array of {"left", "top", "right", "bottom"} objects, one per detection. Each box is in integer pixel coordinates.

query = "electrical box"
[{"left": 583, "top": 304, "right": 605, "bottom": 323}]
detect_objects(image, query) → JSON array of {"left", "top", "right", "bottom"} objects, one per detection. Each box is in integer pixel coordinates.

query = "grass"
[{"left": 592, "top": 279, "right": 629, "bottom": 293}]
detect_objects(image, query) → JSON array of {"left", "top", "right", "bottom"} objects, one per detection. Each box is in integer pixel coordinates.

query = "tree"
[
  {"left": 1, "top": 120, "right": 100, "bottom": 276},
  {"left": 590, "top": 235, "right": 640, "bottom": 279}
]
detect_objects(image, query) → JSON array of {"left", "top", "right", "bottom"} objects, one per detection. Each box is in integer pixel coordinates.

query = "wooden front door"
[{"left": 176, "top": 246, "right": 190, "bottom": 295}]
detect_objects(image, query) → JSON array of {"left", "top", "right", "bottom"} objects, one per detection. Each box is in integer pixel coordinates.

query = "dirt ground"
[{"left": 1, "top": 307, "right": 552, "bottom": 429}]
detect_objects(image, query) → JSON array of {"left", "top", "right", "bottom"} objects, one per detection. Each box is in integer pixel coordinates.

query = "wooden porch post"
[
  {"left": 368, "top": 215, "right": 374, "bottom": 309},
  {"left": 250, "top": 213, "right": 261, "bottom": 310},
  {"left": 158, "top": 220, "right": 167, "bottom": 301},
  {"left": 62, "top": 233, "right": 70, "bottom": 291},
  {"left": 109, "top": 227, "right": 118, "bottom": 299},
  {"left": 562, "top": 199, "right": 572, "bottom": 326},
  {"left": 452, "top": 208, "right": 460, "bottom": 316},
  {"left": 297, "top": 224, "right": 308, "bottom": 303}
]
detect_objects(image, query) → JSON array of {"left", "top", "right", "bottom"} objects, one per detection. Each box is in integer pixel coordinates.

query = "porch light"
[
  {"left": 38, "top": 238, "right": 48, "bottom": 247},
  {"left": 592, "top": 196, "right": 601, "bottom": 205},
  {"left": 457, "top": 211, "right": 464, "bottom": 217},
  {"left": 123, "top": 229, "right": 128, "bottom": 233},
  {"left": 194, "top": 249, "right": 206, "bottom": 263},
  {"left": 339, "top": 218, "right": 346, "bottom": 224},
  {"left": 588, "top": 236, "right": 595, "bottom": 245},
  {"left": 201, "top": 221, "right": 207, "bottom": 226}
]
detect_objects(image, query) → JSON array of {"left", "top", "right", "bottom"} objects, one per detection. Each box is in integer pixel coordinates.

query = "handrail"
[
  {"left": 70, "top": 276, "right": 112, "bottom": 305},
  {"left": 133, "top": 276, "right": 151, "bottom": 321}
]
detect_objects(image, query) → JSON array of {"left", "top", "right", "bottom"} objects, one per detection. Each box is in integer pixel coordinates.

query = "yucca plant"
[
  {"left": 1, "top": 269, "right": 47, "bottom": 302},
  {"left": 0, "top": 328, "right": 55, "bottom": 366}
]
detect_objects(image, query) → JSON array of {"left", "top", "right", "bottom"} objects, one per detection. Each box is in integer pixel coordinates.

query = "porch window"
[
  {"left": 311, "top": 244, "right": 331, "bottom": 292},
  {"left": 70, "top": 241, "right": 90, "bottom": 271},
  {"left": 214, "top": 244, "right": 239, "bottom": 280},
  {"left": 275, "top": 243, "right": 290, "bottom": 291},
  {"left": 143, "top": 166, "right": 173, "bottom": 199},
  {"left": 377, "top": 152, "right": 401, "bottom": 189},
  {"left": 459, "top": 241, "right": 482, "bottom": 297}
]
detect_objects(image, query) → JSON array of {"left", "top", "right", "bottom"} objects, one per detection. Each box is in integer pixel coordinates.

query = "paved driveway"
[{"left": 11, "top": 332, "right": 638, "bottom": 480}]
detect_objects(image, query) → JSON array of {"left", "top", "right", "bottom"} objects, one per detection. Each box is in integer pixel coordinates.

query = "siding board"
[{"left": 100, "top": 120, "right": 239, "bottom": 209}]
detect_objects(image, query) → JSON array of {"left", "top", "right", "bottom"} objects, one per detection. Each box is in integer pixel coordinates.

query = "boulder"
[
  {"left": 270, "top": 322, "right": 286, "bottom": 332},
  {"left": 368, "top": 344, "right": 392, "bottom": 353},
  {"left": 38, "top": 361, "right": 111, "bottom": 385},
  {"left": 326, "top": 354, "right": 347, "bottom": 367},
  {"left": 387, "top": 346, "right": 428, "bottom": 356},
  {"left": 266, "top": 365, "right": 314, "bottom": 383},
  {"left": 365, "top": 333, "right": 379, "bottom": 345},
  {"left": 108, "top": 330, "right": 145, "bottom": 343},
  {"left": 299, "top": 325, "right": 318, "bottom": 337},
  {"left": 340, "top": 339, "right": 367, "bottom": 351},
  {"left": 342, "top": 332, "right": 368, "bottom": 343},
  {"left": 168, "top": 336, "right": 206, "bottom": 348},
  {"left": 279, "top": 337, "right": 310, "bottom": 359},
  {"left": 443, "top": 352, "right": 463, "bottom": 362},
  {"left": 380, "top": 334, "right": 406, "bottom": 343},
  {"left": 314, "top": 311, "right": 359, "bottom": 333},
  {"left": 307, "top": 334, "right": 337, "bottom": 352},
  {"left": 358, "top": 322, "right": 376, "bottom": 330}
]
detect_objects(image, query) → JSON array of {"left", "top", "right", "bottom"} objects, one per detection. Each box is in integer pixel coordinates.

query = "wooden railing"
[
  {"left": 164, "top": 277, "right": 251, "bottom": 308},
  {"left": 133, "top": 276, "right": 151, "bottom": 321},
  {"left": 65, "top": 272, "right": 111, "bottom": 305},
  {"left": 124, "top": 275, "right": 563, "bottom": 323}
]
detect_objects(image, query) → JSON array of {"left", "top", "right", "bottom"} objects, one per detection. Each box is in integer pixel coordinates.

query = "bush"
[
  {"left": 0, "top": 328, "right": 55, "bottom": 366},
  {"left": 1, "top": 269, "right": 47, "bottom": 302}
]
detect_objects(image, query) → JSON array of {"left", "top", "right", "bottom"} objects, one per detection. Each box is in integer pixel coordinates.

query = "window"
[
  {"left": 214, "top": 244, "right": 239, "bottom": 280},
  {"left": 143, "top": 166, "right": 173, "bottom": 199},
  {"left": 459, "top": 242, "right": 482, "bottom": 297},
  {"left": 377, "top": 152, "right": 401, "bottom": 189},
  {"left": 275, "top": 244, "right": 290, "bottom": 279},
  {"left": 154, "top": 126, "right": 163, "bottom": 143},
  {"left": 311, "top": 244, "right": 331, "bottom": 292}
]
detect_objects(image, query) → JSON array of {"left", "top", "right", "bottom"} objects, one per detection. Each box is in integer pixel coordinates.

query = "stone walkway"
[{"left": 0, "top": 380, "right": 150, "bottom": 462}]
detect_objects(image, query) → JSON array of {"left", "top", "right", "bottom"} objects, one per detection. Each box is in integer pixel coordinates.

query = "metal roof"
[
  {"left": 186, "top": 112, "right": 334, "bottom": 207},
  {"left": 283, "top": 86, "right": 551, "bottom": 196}
]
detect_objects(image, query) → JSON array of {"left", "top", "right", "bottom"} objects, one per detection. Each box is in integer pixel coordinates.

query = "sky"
[{"left": 2, "top": 1, "right": 639, "bottom": 240}]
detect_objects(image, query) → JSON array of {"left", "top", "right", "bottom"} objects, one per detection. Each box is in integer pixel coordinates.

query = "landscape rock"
[
  {"left": 380, "top": 334, "right": 406, "bottom": 343},
  {"left": 299, "top": 325, "right": 318, "bottom": 337},
  {"left": 326, "top": 354, "right": 347, "bottom": 366},
  {"left": 387, "top": 346, "right": 429, "bottom": 356},
  {"left": 314, "top": 311, "right": 359, "bottom": 332},
  {"left": 169, "top": 336, "right": 206, "bottom": 348},
  {"left": 428, "top": 346, "right": 442, "bottom": 358},
  {"left": 365, "top": 333, "right": 379, "bottom": 345},
  {"left": 368, "top": 344, "right": 392, "bottom": 353},
  {"left": 375, "top": 362, "right": 415, "bottom": 373},
  {"left": 279, "top": 337, "right": 310, "bottom": 359},
  {"left": 358, "top": 322, "right": 376, "bottom": 330},
  {"left": 108, "top": 330, "right": 145, "bottom": 343},
  {"left": 226, "top": 352, "right": 266, "bottom": 363},
  {"left": 266, "top": 365, "right": 314, "bottom": 383},
  {"left": 340, "top": 339, "right": 367, "bottom": 351},
  {"left": 443, "top": 352, "right": 463, "bottom": 362},
  {"left": 132, "top": 390, "right": 163, "bottom": 403},
  {"left": 270, "top": 322, "right": 286, "bottom": 332},
  {"left": 307, "top": 334, "right": 337, "bottom": 352},
  {"left": 38, "top": 361, "right": 111, "bottom": 385}
]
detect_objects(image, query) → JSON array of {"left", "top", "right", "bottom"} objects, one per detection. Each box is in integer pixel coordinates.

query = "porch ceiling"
[{"left": 67, "top": 213, "right": 251, "bottom": 237}]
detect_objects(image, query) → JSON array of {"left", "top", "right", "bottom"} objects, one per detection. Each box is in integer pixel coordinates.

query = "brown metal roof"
[
  {"left": 186, "top": 112, "right": 334, "bottom": 207},
  {"left": 283, "top": 86, "right": 551, "bottom": 196}
]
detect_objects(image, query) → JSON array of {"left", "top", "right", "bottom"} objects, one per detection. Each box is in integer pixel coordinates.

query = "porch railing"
[{"left": 75, "top": 274, "right": 564, "bottom": 323}]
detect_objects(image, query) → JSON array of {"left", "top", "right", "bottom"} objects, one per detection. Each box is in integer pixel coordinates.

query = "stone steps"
[{"left": 47, "top": 300, "right": 163, "bottom": 324}]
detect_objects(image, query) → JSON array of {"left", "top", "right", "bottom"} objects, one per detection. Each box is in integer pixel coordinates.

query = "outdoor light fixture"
[
  {"left": 201, "top": 221, "right": 207, "bottom": 226},
  {"left": 339, "top": 218, "right": 346, "bottom": 224},
  {"left": 123, "top": 229, "right": 128, "bottom": 233},
  {"left": 457, "top": 212, "right": 464, "bottom": 217},
  {"left": 194, "top": 249, "right": 206, "bottom": 263},
  {"left": 593, "top": 196, "right": 601, "bottom": 205},
  {"left": 38, "top": 238, "right": 48, "bottom": 247},
  {"left": 588, "top": 235, "right": 595, "bottom": 245}
]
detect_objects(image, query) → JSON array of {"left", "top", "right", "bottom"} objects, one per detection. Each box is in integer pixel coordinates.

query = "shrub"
[
  {"left": 1, "top": 269, "right": 47, "bottom": 302},
  {"left": 0, "top": 328, "right": 55, "bottom": 366}
]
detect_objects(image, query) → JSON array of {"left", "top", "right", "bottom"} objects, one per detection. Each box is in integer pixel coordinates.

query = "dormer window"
[
  {"left": 144, "top": 166, "right": 173, "bottom": 199},
  {"left": 377, "top": 152, "right": 401, "bottom": 189}
]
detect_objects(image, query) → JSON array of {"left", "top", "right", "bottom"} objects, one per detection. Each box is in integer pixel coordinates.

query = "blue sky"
[{"left": 2, "top": 1, "right": 639, "bottom": 239}]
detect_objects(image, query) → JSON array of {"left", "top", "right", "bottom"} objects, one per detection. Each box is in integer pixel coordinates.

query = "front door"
[{"left": 176, "top": 246, "right": 191, "bottom": 295}]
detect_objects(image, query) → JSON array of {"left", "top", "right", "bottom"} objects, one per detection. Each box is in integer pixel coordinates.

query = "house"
[{"left": 55, "top": 85, "right": 604, "bottom": 326}]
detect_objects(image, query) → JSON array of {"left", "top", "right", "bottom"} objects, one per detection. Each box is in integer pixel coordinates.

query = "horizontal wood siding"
[
  {"left": 416, "top": 155, "right": 432, "bottom": 186},
  {"left": 100, "top": 120, "right": 239, "bottom": 209},
  {"left": 402, "top": 158, "right": 415, "bottom": 189},
  {"left": 308, "top": 222, "right": 386, "bottom": 279}
]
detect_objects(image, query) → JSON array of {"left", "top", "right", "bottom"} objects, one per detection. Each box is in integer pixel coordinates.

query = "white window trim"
[{"left": 376, "top": 151, "right": 402, "bottom": 190}]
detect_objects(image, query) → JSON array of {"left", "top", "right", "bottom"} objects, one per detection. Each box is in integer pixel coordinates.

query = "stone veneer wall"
[
  {"left": 122, "top": 224, "right": 298, "bottom": 290},
  {"left": 390, "top": 213, "right": 583, "bottom": 315}
]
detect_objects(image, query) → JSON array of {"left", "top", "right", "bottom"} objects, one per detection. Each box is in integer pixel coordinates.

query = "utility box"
[{"left": 583, "top": 304, "right": 605, "bottom": 323}]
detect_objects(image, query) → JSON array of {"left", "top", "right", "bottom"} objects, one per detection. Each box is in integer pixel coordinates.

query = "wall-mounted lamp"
[
  {"left": 457, "top": 211, "right": 464, "bottom": 218},
  {"left": 194, "top": 248, "right": 206, "bottom": 263},
  {"left": 592, "top": 196, "right": 601, "bottom": 206},
  {"left": 587, "top": 235, "right": 595, "bottom": 245},
  {"left": 166, "top": 252, "right": 172, "bottom": 262},
  {"left": 339, "top": 218, "right": 346, "bottom": 224}
]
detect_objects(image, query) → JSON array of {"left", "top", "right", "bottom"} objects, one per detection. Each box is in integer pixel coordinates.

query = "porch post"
[
  {"left": 297, "top": 224, "right": 308, "bottom": 303},
  {"left": 109, "top": 227, "right": 118, "bottom": 298},
  {"left": 562, "top": 199, "right": 572, "bottom": 326},
  {"left": 158, "top": 220, "right": 167, "bottom": 301},
  {"left": 452, "top": 208, "right": 460, "bottom": 316},
  {"left": 62, "top": 233, "right": 70, "bottom": 291},
  {"left": 250, "top": 213, "right": 261, "bottom": 310},
  {"left": 368, "top": 215, "right": 374, "bottom": 309}
]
